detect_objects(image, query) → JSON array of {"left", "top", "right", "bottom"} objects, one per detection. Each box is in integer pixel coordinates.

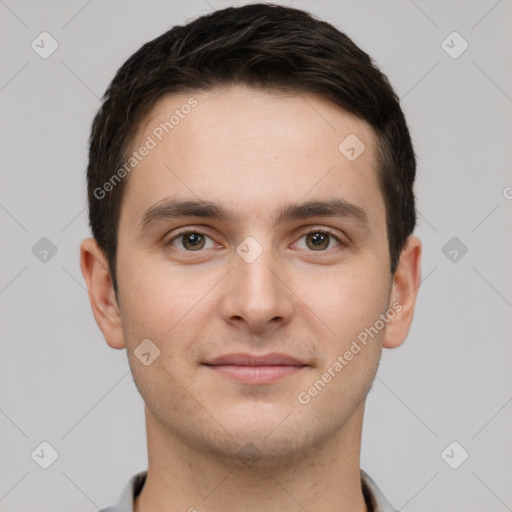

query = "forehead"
[{"left": 121, "top": 85, "right": 385, "bottom": 230}]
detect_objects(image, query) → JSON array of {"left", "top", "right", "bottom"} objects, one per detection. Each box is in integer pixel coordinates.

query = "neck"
[{"left": 135, "top": 402, "right": 368, "bottom": 512}]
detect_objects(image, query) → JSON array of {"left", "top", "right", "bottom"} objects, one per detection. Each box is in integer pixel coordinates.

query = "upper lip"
[{"left": 203, "top": 352, "right": 307, "bottom": 366}]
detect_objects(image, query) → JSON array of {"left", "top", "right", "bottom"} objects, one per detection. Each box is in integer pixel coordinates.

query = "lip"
[
  {"left": 203, "top": 353, "right": 308, "bottom": 384},
  {"left": 203, "top": 352, "right": 306, "bottom": 366}
]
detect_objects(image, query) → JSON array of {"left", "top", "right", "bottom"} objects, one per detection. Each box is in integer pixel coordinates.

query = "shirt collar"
[{"left": 107, "top": 469, "right": 396, "bottom": 512}]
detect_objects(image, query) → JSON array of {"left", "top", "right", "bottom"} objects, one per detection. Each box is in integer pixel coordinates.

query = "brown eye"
[
  {"left": 295, "top": 230, "right": 342, "bottom": 251},
  {"left": 168, "top": 231, "right": 214, "bottom": 251},
  {"left": 306, "top": 232, "right": 330, "bottom": 250},
  {"left": 182, "top": 233, "right": 205, "bottom": 250}
]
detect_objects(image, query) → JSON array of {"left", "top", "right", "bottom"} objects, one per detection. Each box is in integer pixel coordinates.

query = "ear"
[
  {"left": 80, "top": 237, "right": 126, "bottom": 349},
  {"left": 383, "top": 235, "right": 422, "bottom": 349}
]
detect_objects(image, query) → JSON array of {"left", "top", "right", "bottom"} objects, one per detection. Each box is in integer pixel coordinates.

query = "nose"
[{"left": 218, "top": 238, "right": 294, "bottom": 335}]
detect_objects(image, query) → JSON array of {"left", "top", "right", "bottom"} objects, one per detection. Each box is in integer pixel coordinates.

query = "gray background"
[{"left": 1, "top": 0, "right": 511, "bottom": 510}]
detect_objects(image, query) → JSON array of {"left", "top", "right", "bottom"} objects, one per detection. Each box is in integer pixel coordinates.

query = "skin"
[{"left": 81, "top": 85, "right": 421, "bottom": 512}]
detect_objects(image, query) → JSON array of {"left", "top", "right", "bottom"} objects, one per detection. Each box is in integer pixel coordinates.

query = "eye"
[
  {"left": 166, "top": 228, "right": 345, "bottom": 253},
  {"left": 167, "top": 230, "right": 216, "bottom": 251},
  {"left": 294, "top": 229, "right": 343, "bottom": 251}
]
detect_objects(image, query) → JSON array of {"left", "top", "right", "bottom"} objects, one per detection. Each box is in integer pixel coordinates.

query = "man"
[{"left": 80, "top": 3, "right": 421, "bottom": 511}]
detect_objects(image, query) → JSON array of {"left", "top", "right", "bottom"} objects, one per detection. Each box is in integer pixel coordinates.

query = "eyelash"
[{"left": 166, "top": 227, "right": 346, "bottom": 252}]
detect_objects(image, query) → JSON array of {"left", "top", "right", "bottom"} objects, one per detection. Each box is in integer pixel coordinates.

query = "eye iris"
[
  {"left": 183, "top": 233, "right": 205, "bottom": 250},
  {"left": 178, "top": 232, "right": 332, "bottom": 251},
  {"left": 307, "top": 232, "right": 329, "bottom": 250}
]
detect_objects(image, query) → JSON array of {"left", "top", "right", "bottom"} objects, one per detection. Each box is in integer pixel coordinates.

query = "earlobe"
[
  {"left": 80, "top": 237, "right": 126, "bottom": 349},
  {"left": 383, "top": 236, "right": 422, "bottom": 349}
]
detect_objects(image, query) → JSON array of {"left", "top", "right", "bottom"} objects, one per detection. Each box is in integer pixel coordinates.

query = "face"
[{"left": 101, "top": 85, "right": 404, "bottom": 466}]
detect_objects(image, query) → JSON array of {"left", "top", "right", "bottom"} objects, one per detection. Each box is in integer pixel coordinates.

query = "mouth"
[{"left": 202, "top": 352, "right": 309, "bottom": 384}]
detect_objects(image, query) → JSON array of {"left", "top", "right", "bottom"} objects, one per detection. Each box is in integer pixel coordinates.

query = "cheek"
[
  {"left": 117, "top": 253, "right": 217, "bottom": 353},
  {"left": 116, "top": 254, "right": 177, "bottom": 341},
  {"left": 299, "top": 261, "right": 391, "bottom": 343}
]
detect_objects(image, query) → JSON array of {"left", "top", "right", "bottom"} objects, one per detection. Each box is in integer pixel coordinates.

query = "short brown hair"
[{"left": 87, "top": 3, "right": 417, "bottom": 294}]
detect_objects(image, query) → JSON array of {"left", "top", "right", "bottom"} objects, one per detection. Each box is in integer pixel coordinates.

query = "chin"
[{"left": 192, "top": 413, "right": 330, "bottom": 471}]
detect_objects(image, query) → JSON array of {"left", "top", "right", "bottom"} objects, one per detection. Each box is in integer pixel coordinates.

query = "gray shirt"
[{"left": 99, "top": 470, "right": 397, "bottom": 512}]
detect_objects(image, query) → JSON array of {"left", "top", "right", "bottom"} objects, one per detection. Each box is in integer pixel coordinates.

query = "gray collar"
[{"left": 101, "top": 469, "right": 397, "bottom": 512}]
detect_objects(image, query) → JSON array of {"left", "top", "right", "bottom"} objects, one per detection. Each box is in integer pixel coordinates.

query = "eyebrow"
[{"left": 138, "top": 197, "right": 369, "bottom": 233}]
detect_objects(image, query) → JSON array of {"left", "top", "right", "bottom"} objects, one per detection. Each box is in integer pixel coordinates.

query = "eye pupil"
[
  {"left": 183, "top": 233, "right": 204, "bottom": 250},
  {"left": 307, "top": 232, "right": 329, "bottom": 250},
  {"left": 174, "top": 231, "right": 337, "bottom": 252}
]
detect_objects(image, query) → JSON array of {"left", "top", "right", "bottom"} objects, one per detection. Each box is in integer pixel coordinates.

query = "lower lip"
[{"left": 204, "top": 364, "right": 306, "bottom": 383}]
